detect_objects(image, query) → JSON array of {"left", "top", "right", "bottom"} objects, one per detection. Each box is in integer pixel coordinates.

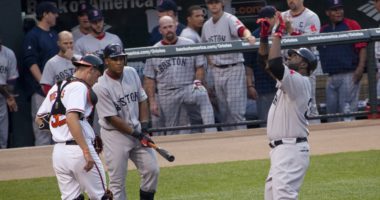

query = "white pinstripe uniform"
[
  {"left": 265, "top": 67, "right": 311, "bottom": 200},
  {"left": 0, "top": 45, "right": 19, "bottom": 148},
  {"left": 93, "top": 66, "right": 159, "bottom": 199},
  {"left": 144, "top": 37, "right": 216, "bottom": 134},
  {"left": 37, "top": 80, "right": 107, "bottom": 200},
  {"left": 201, "top": 12, "right": 247, "bottom": 131}
]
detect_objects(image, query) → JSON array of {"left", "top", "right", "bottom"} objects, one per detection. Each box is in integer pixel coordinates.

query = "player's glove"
[
  {"left": 93, "top": 135, "right": 103, "bottom": 154},
  {"left": 38, "top": 114, "right": 50, "bottom": 131},
  {"left": 256, "top": 18, "right": 271, "bottom": 40},
  {"left": 192, "top": 80, "right": 207, "bottom": 93},
  {"left": 131, "top": 130, "right": 154, "bottom": 147},
  {"left": 141, "top": 121, "right": 152, "bottom": 136},
  {"left": 273, "top": 12, "right": 286, "bottom": 39}
]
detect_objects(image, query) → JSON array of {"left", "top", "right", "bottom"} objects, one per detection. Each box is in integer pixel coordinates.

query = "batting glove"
[
  {"left": 131, "top": 130, "right": 154, "bottom": 147},
  {"left": 141, "top": 121, "right": 152, "bottom": 136},
  {"left": 273, "top": 12, "right": 286, "bottom": 39},
  {"left": 256, "top": 18, "right": 271, "bottom": 39},
  {"left": 192, "top": 80, "right": 207, "bottom": 93}
]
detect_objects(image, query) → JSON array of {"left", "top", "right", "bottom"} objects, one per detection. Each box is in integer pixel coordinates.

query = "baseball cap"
[
  {"left": 88, "top": 8, "right": 104, "bottom": 22},
  {"left": 157, "top": 0, "right": 178, "bottom": 12},
  {"left": 258, "top": 5, "right": 276, "bottom": 18},
  {"left": 103, "top": 43, "right": 127, "bottom": 58},
  {"left": 36, "top": 2, "right": 59, "bottom": 17},
  {"left": 77, "top": 2, "right": 93, "bottom": 16},
  {"left": 73, "top": 54, "right": 104, "bottom": 73},
  {"left": 326, "top": 0, "right": 344, "bottom": 10}
]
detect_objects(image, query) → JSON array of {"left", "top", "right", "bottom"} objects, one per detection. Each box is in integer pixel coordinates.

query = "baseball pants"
[
  {"left": 211, "top": 64, "right": 247, "bottom": 131},
  {"left": 265, "top": 142, "right": 310, "bottom": 200},
  {"left": 53, "top": 139, "right": 106, "bottom": 200},
  {"left": 31, "top": 93, "right": 53, "bottom": 145},
  {"left": 0, "top": 96, "right": 8, "bottom": 148},
  {"left": 158, "top": 84, "right": 216, "bottom": 135},
  {"left": 101, "top": 129, "right": 159, "bottom": 200}
]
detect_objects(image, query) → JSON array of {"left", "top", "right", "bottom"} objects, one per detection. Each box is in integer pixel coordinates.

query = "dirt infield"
[{"left": 0, "top": 120, "right": 379, "bottom": 181}]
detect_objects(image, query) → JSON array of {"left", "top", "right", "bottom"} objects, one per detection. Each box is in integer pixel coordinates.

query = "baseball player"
[
  {"left": 257, "top": 9, "right": 314, "bottom": 199},
  {"left": 282, "top": 0, "right": 321, "bottom": 124},
  {"left": 74, "top": 8, "right": 122, "bottom": 57},
  {"left": 0, "top": 40, "right": 19, "bottom": 149},
  {"left": 71, "top": 2, "right": 93, "bottom": 42},
  {"left": 35, "top": 54, "right": 112, "bottom": 200},
  {"left": 144, "top": 16, "right": 217, "bottom": 134},
  {"left": 93, "top": 44, "right": 159, "bottom": 200},
  {"left": 40, "top": 31, "right": 75, "bottom": 95},
  {"left": 180, "top": 5, "right": 204, "bottom": 43},
  {"left": 201, "top": 0, "right": 256, "bottom": 131}
]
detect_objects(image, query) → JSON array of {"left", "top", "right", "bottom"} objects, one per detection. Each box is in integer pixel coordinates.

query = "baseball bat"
[{"left": 148, "top": 142, "right": 175, "bottom": 162}]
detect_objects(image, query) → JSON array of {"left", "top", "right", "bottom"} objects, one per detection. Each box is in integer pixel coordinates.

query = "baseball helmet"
[
  {"left": 73, "top": 54, "right": 104, "bottom": 73},
  {"left": 288, "top": 48, "right": 317, "bottom": 72},
  {"left": 103, "top": 43, "right": 127, "bottom": 58}
]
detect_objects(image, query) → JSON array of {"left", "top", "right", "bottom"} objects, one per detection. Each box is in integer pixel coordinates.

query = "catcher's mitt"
[
  {"left": 93, "top": 135, "right": 103, "bottom": 154},
  {"left": 38, "top": 115, "right": 50, "bottom": 131}
]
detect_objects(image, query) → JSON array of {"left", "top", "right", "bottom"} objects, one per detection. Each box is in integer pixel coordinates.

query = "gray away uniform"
[
  {"left": 93, "top": 66, "right": 159, "bottom": 200},
  {"left": 40, "top": 55, "right": 75, "bottom": 86},
  {"left": 0, "top": 45, "right": 19, "bottom": 148},
  {"left": 144, "top": 37, "right": 216, "bottom": 134},
  {"left": 201, "top": 12, "right": 247, "bottom": 131}
]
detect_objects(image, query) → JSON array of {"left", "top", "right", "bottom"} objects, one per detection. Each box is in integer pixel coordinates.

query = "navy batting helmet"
[
  {"left": 288, "top": 48, "right": 317, "bottom": 73},
  {"left": 103, "top": 43, "right": 127, "bottom": 58},
  {"left": 73, "top": 54, "right": 104, "bottom": 73}
]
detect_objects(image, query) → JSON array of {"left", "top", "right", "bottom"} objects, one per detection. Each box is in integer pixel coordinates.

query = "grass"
[{"left": 0, "top": 150, "right": 379, "bottom": 200}]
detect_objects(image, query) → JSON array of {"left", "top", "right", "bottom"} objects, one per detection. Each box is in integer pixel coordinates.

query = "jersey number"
[{"left": 51, "top": 114, "right": 67, "bottom": 128}]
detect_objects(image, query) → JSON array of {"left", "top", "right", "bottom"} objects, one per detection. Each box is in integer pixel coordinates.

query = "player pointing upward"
[{"left": 257, "top": 6, "right": 314, "bottom": 199}]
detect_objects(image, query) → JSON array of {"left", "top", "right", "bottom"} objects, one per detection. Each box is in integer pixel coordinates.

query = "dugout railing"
[{"left": 125, "top": 28, "right": 380, "bottom": 133}]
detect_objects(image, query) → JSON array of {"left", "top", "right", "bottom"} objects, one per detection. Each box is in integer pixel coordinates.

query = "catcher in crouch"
[{"left": 35, "top": 54, "right": 112, "bottom": 200}]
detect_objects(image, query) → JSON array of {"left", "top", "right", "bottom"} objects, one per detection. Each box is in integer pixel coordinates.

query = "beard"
[
  {"left": 165, "top": 32, "right": 175, "bottom": 42},
  {"left": 91, "top": 26, "right": 104, "bottom": 35},
  {"left": 287, "top": 62, "right": 299, "bottom": 71}
]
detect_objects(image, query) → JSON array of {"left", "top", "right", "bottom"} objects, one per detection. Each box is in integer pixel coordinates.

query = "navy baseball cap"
[
  {"left": 77, "top": 2, "right": 93, "bottom": 16},
  {"left": 88, "top": 8, "right": 104, "bottom": 22},
  {"left": 326, "top": 0, "right": 344, "bottom": 10},
  {"left": 103, "top": 43, "right": 127, "bottom": 58},
  {"left": 36, "top": 2, "right": 59, "bottom": 17},
  {"left": 258, "top": 6, "right": 276, "bottom": 18},
  {"left": 157, "top": 0, "right": 178, "bottom": 12}
]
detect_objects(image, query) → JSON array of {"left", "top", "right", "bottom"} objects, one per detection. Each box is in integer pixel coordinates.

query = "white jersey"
[
  {"left": 180, "top": 27, "right": 201, "bottom": 43},
  {"left": 40, "top": 55, "right": 75, "bottom": 86},
  {"left": 71, "top": 25, "right": 87, "bottom": 42},
  {"left": 144, "top": 37, "right": 205, "bottom": 90},
  {"left": 74, "top": 32, "right": 123, "bottom": 56},
  {"left": 93, "top": 66, "right": 147, "bottom": 131},
  {"left": 267, "top": 67, "right": 311, "bottom": 141},
  {"left": 282, "top": 8, "right": 320, "bottom": 36},
  {"left": 0, "top": 45, "right": 19, "bottom": 85},
  {"left": 37, "top": 80, "right": 95, "bottom": 142},
  {"left": 201, "top": 12, "right": 245, "bottom": 65}
]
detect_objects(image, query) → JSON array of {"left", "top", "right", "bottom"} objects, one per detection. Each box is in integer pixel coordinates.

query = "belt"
[
  {"left": 269, "top": 137, "right": 307, "bottom": 148},
  {"left": 214, "top": 63, "right": 239, "bottom": 68},
  {"left": 65, "top": 140, "right": 78, "bottom": 145}
]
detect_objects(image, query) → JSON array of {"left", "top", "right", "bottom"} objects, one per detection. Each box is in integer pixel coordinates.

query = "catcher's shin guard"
[{"left": 140, "top": 189, "right": 155, "bottom": 200}]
